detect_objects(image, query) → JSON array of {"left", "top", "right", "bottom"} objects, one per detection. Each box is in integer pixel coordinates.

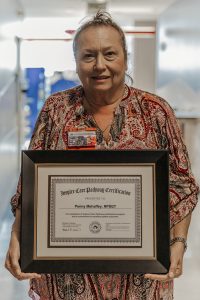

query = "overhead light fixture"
[
  {"left": 90, "top": 0, "right": 106, "bottom": 3},
  {"left": 111, "top": 7, "right": 154, "bottom": 14},
  {"left": 87, "top": 0, "right": 107, "bottom": 14}
]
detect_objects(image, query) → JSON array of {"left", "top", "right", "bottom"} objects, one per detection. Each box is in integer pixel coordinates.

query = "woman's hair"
[{"left": 73, "top": 11, "right": 128, "bottom": 62}]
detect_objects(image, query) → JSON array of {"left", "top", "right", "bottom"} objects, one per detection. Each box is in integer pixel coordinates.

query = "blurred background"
[{"left": 0, "top": 0, "right": 199, "bottom": 299}]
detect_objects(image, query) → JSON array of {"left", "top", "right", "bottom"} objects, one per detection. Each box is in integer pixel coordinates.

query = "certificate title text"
[{"left": 60, "top": 187, "right": 131, "bottom": 196}]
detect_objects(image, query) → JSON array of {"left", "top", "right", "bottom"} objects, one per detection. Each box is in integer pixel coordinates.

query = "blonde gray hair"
[{"left": 73, "top": 11, "right": 128, "bottom": 62}]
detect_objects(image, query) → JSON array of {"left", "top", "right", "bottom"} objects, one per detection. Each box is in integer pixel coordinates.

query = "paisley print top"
[{"left": 11, "top": 85, "right": 199, "bottom": 300}]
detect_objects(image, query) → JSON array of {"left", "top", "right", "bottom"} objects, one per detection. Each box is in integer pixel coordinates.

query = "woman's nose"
[{"left": 94, "top": 54, "right": 106, "bottom": 71}]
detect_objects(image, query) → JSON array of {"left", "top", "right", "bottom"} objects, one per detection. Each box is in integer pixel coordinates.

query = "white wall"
[
  {"left": 156, "top": 0, "right": 200, "bottom": 112},
  {"left": 157, "top": 1, "right": 200, "bottom": 299},
  {"left": 133, "top": 21, "right": 156, "bottom": 93},
  {"left": 0, "top": 0, "right": 19, "bottom": 221}
]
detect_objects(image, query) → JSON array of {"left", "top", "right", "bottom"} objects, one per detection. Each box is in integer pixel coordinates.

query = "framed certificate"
[{"left": 20, "top": 150, "right": 170, "bottom": 274}]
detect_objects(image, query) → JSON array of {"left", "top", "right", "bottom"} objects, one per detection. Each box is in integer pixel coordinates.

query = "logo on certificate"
[{"left": 89, "top": 221, "right": 102, "bottom": 234}]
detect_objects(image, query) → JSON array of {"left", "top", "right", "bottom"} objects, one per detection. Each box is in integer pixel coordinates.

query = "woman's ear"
[
  {"left": 75, "top": 56, "right": 78, "bottom": 74},
  {"left": 75, "top": 60, "right": 78, "bottom": 74}
]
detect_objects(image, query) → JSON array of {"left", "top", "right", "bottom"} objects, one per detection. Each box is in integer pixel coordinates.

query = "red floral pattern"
[{"left": 11, "top": 85, "right": 198, "bottom": 299}]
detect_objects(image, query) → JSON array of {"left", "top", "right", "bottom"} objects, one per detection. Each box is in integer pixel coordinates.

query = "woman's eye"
[
  {"left": 83, "top": 53, "right": 94, "bottom": 61},
  {"left": 106, "top": 52, "right": 114, "bottom": 55},
  {"left": 105, "top": 52, "right": 116, "bottom": 59}
]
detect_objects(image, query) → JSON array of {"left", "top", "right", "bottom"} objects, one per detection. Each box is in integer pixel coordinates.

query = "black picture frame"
[{"left": 20, "top": 149, "right": 170, "bottom": 274}]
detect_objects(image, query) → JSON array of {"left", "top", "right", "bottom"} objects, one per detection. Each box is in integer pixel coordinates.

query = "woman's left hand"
[{"left": 144, "top": 241, "right": 185, "bottom": 281}]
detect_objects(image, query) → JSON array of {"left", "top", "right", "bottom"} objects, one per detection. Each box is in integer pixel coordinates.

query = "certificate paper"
[
  {"left": 36, "top": 164, "right": 154, "bottom": 259},
  {"left": 49, "top": 176, "right": 142, "bottom": 247}
]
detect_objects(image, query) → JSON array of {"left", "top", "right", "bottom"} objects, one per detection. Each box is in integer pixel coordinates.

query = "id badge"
[{"left": 68, "top": 128, "right": 97, "bottom": 149}]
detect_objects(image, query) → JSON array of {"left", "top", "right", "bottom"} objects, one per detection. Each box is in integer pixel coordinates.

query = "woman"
[{"left": 5, "top": 11, "right": 199, "bottom": 300}]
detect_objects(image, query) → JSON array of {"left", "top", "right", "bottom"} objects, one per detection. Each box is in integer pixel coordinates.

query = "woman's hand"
[
  {"left": 144, "top": 241, "right": 185, "bottom": 281},
  {"left": 5, "top": 230, "right": 41, "bottom": 280}
]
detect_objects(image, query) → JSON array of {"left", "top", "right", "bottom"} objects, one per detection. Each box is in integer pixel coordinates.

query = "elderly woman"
[{"left": 5, "top": 11, "right": 198, "bottom": 300}]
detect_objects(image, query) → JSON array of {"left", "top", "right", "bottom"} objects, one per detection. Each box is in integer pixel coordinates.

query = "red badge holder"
[{"left": 67, "top": 127, "right": 97, "bottom": 150}]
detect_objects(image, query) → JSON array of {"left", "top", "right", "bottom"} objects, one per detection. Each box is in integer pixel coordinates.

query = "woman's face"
[{"left": 75, "top": 25, "right": 127, "bottom": 97}]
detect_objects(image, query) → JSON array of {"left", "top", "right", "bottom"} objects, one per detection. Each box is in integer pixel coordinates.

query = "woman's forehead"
[
  {"left": 77, "top": 26, "right": 122, "bottom": 48},
  {"left": 79, "top": 25, "right": 121, "bottom": 40}
]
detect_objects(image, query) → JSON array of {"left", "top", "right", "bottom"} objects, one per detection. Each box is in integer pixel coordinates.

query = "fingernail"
[{"left": 169, "top": 272, "right": 174, "bottom": 278}]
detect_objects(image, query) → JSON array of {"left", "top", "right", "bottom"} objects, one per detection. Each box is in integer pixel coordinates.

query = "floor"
[{"left": 0, "top": 212, "right": 29, "bottom": 299}]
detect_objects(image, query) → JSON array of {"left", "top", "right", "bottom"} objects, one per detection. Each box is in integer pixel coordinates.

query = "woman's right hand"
[{"left": 5, "top": 230, "right": 41, "bottom": 280}]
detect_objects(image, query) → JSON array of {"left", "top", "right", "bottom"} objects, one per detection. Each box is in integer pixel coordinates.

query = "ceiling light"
[{"left": 87, "top": 0, "right": 107, "bottom": 14}]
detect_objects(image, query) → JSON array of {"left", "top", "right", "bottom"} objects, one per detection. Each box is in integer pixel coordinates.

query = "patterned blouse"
[{"left": 11, "top": 85, "right": 199, "bottom": 300}]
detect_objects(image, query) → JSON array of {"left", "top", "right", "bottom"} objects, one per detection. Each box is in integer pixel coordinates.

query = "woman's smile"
[{"left": 91, "top": 75, "right": 110, "bottom": 81}]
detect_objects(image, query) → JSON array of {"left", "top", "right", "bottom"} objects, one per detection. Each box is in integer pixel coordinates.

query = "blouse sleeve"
[
  {"left": 161, "top": 102, "right": 199, "bottom": 228},
  {"left": 10, "top": 97, "right": 54, "bottom": 215}
]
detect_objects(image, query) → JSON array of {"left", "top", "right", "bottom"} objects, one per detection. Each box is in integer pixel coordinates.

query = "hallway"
[{"left": 1, "top": 0, "right": 200, "bottom": 299}]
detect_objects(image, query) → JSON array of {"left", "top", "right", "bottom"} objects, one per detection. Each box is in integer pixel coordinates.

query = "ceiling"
[
  {"left": 18, "top": 0, "right": 178, "bottom": 20},
  {"left": 0, "top": 0, "right": 180, "bottom": 38}
]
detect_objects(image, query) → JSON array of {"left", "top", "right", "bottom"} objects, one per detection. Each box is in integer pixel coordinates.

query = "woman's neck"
[{"left": 84, "top": 85, "right": 125, "bottom": 114}]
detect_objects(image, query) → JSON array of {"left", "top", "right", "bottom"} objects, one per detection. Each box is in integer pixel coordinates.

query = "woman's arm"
[
  {"left": 5, "top": 208, "right": 41, "bottom": 280},
  {"left": 145, "top": 213, "right": 191, "bottom": 281},
  {"left": 144, "top": 95, "right": 198, "bottom": 281},
  {"left": 5, "top": 95, "right": 54, "bottom": 279}
]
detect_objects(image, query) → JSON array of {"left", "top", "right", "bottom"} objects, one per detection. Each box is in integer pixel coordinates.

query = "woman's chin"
[{"left": 90, "top": 85, "right": 112, "bottom": 94}]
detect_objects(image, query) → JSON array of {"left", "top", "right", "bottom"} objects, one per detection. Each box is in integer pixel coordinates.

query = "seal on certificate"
[{"left": 89, "top": 221, "right": 101, "bottom": 234}]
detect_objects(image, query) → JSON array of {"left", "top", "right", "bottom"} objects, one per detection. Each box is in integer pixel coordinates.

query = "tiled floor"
[
  {"left": 0, "top": 213, "right": 29, "bottom": 299},
  {"left": 174, "top": 204, "right": 200, "bottom": 299}
]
